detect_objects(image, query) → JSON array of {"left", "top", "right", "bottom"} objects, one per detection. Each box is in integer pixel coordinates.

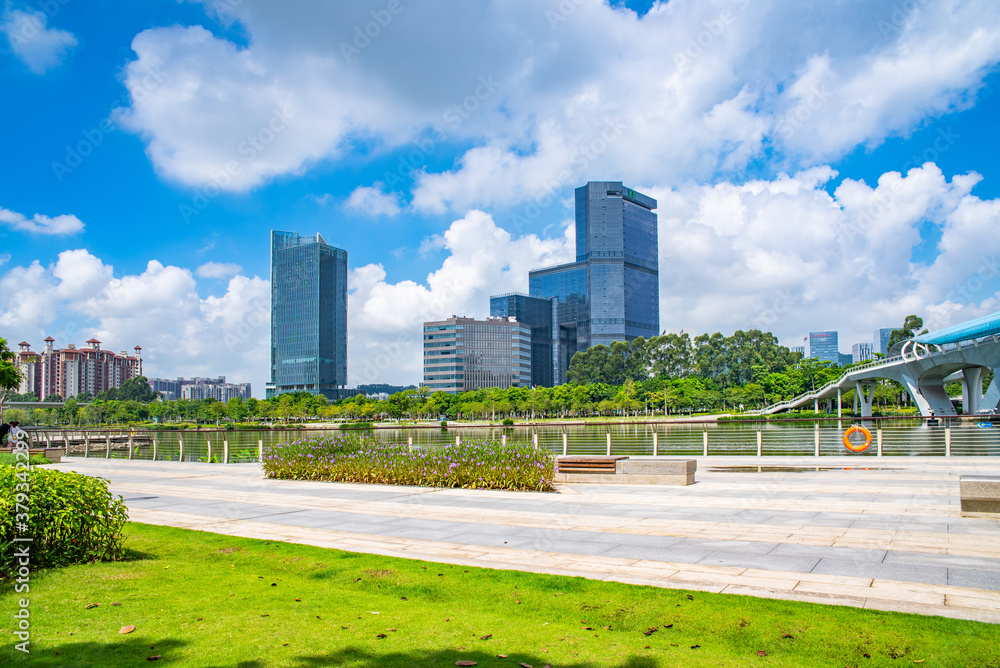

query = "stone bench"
[
  {"left": 1, "top": 447, "right": 65, "bottom": 463},
  {"left": 555, "top": 456, "right": 696, "bottom": 485},
  {"left": 960, "top": 475, "right": 1000, "bottom": 516}
]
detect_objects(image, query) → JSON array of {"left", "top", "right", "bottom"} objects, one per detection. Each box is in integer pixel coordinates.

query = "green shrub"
[
  {"left": 262, "top": 434, "right": 555, "bottom": 492},
  {"left": 0, "top": 453, "right": 50, "bottom": 466},
  {"left": 440, "top": 420, "right": 448, "bottom": 428},
  {"left": 0, "top": 466, "right": 129, "bottom": 573},
  {"left": 501, "top": 418, "right": 515, "bottom": 426},
  {"left": 338, "top": 422, "right": 373, "bottom": 431}
]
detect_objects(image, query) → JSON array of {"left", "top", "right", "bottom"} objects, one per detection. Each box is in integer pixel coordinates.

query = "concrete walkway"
[{"left": 51, "top": 456, "right": 1000, "bottom": 623}]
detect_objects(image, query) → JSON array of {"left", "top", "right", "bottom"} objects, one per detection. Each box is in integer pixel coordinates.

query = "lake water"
[{"left": 71, "top": 418, "right": 1000, "bottom": 462}]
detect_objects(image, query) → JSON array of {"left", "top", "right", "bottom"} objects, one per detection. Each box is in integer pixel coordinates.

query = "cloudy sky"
[{"left": 2, "top": 0, "right": 1000, "bottom": 395}]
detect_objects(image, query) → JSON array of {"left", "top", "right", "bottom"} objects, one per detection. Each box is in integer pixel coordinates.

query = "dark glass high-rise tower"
[
  {"left": 489, "top": 292, "right": 554, "bottom": 388},
  {"left": 529, "top": 182, "right": 659, "bottom": 384},
  {"left": 268, "top": 230, "right": 348, "bottom": 399}
]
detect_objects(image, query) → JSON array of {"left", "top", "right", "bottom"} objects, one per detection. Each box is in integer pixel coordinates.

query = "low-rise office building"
[{"left": 423, "top": 316, "right": 532, "bottom": 394}]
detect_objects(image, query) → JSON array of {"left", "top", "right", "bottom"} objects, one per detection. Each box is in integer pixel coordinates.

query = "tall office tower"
[
  {"left": 489, "top": 292, "right": 553, "bottom": 387},
  {"left": 874, "top": 328, "right": 894, "bottom": 355},
  {"left": 422, "top": 316, "right": 532, "bottom": 394},
  {"left": 529, "top": 182, "right": 659, "bottom": 384},
  {"left": 852, "top": 342, "right": 874, "bottom": 364},
  {"left": 268, "top": 231, "right": 348, "bottom": 399},
  {"left": 808, "top": 331, "right": 840, "bottom": 366}
]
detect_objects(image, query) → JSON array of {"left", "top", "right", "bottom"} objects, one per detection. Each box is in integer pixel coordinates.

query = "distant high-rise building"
[
  {"left": 149, "top": 376, "right": 251, "bottom": 402},
  {"left": 808, "top": 331, "right": 839, "bottom": 366},
  {"left": 423, "top": 316, "right": 531, "bottom": 394},
  {"left": 874, "top": 327, "right": 894, "bottom": 355},
  {"left": 267, "top": 230, "right": 348, "bottom": 400},
  {"left": 490, "top": 292, "right": 553, "bottom": 387},
  {"left": 852, "top": 342, "right": 874, "bottom": 364},
  {"left": 529, "top": 182, "right": 659, "bottom": 384},
  {"left": 790, "top": 345, "right": 805, "bottom": 355},
  {"left": 16, "top": 339, "right": 142, "bottom": 399},
  {"left": 838, "top": 352, "right": 854, "bottom": 367}
]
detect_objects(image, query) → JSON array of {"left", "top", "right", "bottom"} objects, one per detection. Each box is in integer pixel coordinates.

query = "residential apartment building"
[
  {"left": 16, "top": 338, "right": 142, "bottom": 399},
  {"left": 148, "top": 376, "right": 251, "bottom": 402},
  {"left": 423, "top": 316, "right": 531, "bottom": 394}
]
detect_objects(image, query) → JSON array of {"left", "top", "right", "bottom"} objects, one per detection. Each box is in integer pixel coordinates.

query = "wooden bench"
[
  {"left": 556, "top": 455, "right": 628, "bottom": 474},
  {"left": 555, "top": 456, "right": 696, "bottom": 485},
  {"left": 960, "top": 475, "right": 1000, "bottom": 516}
]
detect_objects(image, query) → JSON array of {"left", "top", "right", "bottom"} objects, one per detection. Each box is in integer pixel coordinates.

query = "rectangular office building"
[
  {"left": 490, "top": 292, "right": 554, "bottom": 388},
  {"left": 529, "top": 181, "right": 659, "bottom": 384},
  {"left": 808, "top": 331, "right": 840, "bottom": 366},
  {"left": 268, "top": 230, "right": 348, "bottom": 399},
  {"left": 423, "top": 316, "right": 531, "bottom": 394},
  {"left": 874, "top": 328, "right": 894, "bottom": 355},
  {"left": 852, "top": 342, "right": 874, "bottom": 364}
]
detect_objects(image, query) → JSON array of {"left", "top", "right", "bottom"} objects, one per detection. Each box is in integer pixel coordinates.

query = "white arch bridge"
[{"left": 758, "top": 311, "right": 1000, "bottom": 418}]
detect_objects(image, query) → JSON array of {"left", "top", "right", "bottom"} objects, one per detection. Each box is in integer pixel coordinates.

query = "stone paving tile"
[
  {"left": 672, "top": 537, "right": 780, "bottom": 555},
  {"left": 698, "top": 551, "right": 820, "bottom": 573},
  {"left": 810, "top": 558, "right": 949, "bottom": 586},
  {"left": 947, "top": 569, "right": 1000, "bottom": 590},
  {"left": 601, "top": 545, "right": 712, "bottom": 563},
  {"left": 767, "top": 542, "right": 888, "bottom": 563},
  {"left": 882, "top": 550, "right": 1000, "bottom": 572}
]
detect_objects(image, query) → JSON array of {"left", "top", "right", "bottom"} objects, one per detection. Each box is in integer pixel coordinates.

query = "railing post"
[
  {"left": 653, "top": 431, "right": 658, "bottom": 457},
  {"left": 533, "top": 432, "right": 538, "bottom": 446},
  {"left": 703, "top": 430, "right": 708, "bottom": 456},
  {"left": 562, "top": 432, "right": 568, "bottom": 456},
  {"left": 814, "top": 423, "right": 820, "bottom": 457},
  {"left": 877, "top": 427, "right": 882, "bottom": 457},
  {"left": 501, "top": 434, "right": 506, "bottom": 446},
  {"left": 408, "top": 435, "right": 413, "bottom": 446},
  {"left": 105, "top": 433, "right": 110, "bottom": 459},
  {"left": 945, "top": 426, "right": 951, "bottom": 457},
  {"left": 128, "top": 433, "right": 134, "bottom": 460},
  {"left": 152, "top": 435, "right": 158, "bottom": 461},
  {"left": 456, "top": 435, "right": 460, "bottom": 446},
  {"left": 606, "top": 432, "right": 612, "bottom": 456},
  {"left": 207, "top": 438, "right": 212, "bottom": 463},
  {"left": 179, "top": 435, "right": 184, "bottom": 462},
  {"left": 258, "top": 438, "right": 263, "bottom": 463},
  {"left": 223, "top": 437, "right": 229, "bottom": 464},
  {"left": 756, "top": 429, "right": 762, "bottom": 457},
  {"left": 84, "top": 433, "right": 89, "bottom": 458}
]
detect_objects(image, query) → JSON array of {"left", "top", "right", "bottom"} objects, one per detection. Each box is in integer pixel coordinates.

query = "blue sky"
[{"left": 2, "top": 0, "right": 1000, "bottom": 395}]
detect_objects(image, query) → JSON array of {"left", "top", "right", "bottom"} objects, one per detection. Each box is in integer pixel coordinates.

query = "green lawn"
[{"left": 2, "top": 523, "right": 998, "bottom": 667}]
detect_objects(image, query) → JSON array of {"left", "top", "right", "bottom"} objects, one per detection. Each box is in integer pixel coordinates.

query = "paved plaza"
[{"left": 52, "top": 456, "right": 1000, "bottom": 623}]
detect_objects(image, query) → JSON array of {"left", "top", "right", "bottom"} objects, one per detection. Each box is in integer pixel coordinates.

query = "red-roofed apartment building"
[{"left": 16, "top": 338, "right": 142, "bottom": 400}]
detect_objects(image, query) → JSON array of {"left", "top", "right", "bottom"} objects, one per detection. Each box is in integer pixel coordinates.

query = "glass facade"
[
  {"left": 874, "top": 328, "right": 894, "bottom": 355},
  {"left": 808, "top": 331, "right": 840, "bottom": 366},
  {"left": 490, "top": 293, "right": 554, "bottom": 388},
  {"left": 530, "top": 182, "right": 659, "bottom": 384},
  {"left": 422, "top": 316, "right": 531, "bottom": 393},
  {"left": 269, "top": 230, "right": 347, "bottom": 399}
]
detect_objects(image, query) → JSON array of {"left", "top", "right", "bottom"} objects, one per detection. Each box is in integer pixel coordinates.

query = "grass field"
[{"left": 2, "top": 523, "right": 998, "bottom": 667}]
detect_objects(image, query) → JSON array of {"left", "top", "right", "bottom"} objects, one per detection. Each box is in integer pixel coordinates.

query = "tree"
[
  {"left": 888, "top": 315, "right": 927, "bottom": 349},
  {"left": 117, "top": 376, "right": 158, "bottom": 402},
  {"left": 43, "top": 393, "right": 63, "bottom": 403},
  {"left": 0, "top": 337, "right": 23, "bottom": 423}
]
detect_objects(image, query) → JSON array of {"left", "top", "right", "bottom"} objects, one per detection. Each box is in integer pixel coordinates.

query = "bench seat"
[
  {"left": 960, "top": 475, "right": 1000, "bottom": 516},
  {"left": 555, "top": 456, "right": 696, "bottom": 485}
]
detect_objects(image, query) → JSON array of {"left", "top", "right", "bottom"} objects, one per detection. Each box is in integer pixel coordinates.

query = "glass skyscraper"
[
  {"left": 529, "top": 181, "right": 659, "bottom": 384},
  {"left": 808, "top": 331, "right": 840, "bottom": 366},
  {"left": 268, "top": 230, "right": 347, "bottom": 399},
  {"left": 490, "top": 292, "right": 554, "bottom": 388}
]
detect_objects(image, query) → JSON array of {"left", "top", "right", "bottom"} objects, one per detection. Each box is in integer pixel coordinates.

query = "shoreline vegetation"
[{"left": 262, "top": 434, "right": 556, "bottom": 492}]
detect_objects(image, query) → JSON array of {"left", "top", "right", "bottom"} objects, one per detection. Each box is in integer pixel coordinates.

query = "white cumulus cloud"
[
  {"left": 196, "top": 261, "right": 244, "bottom": 278},
  {"left": 345, "top": 183, "right": 402, "bottom": 217},
  {"left": 0, "top": 207, "right": 84, "bottom": 235},
  {"left": 1, "top": 6, "right": 77, "bottom": 74}
]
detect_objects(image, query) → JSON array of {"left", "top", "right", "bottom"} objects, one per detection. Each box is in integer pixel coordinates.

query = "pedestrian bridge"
[{"left": 759, "top": 310, "right": 1000, "bottom": 417}]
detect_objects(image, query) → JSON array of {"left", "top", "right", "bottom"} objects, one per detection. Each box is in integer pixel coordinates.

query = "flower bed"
[{"left": 262, "top": 435, "right": 555, "bottom": 492}]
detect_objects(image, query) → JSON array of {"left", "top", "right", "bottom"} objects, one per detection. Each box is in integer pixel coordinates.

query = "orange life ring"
[{"left": 843, "top": 425, "right": 872, "bottom": 453}]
